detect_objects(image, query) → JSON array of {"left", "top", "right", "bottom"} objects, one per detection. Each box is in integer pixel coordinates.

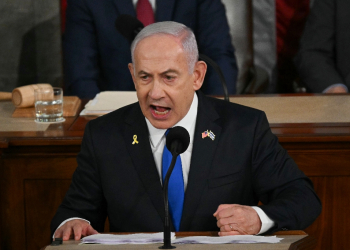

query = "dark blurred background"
[{"left": 0, "top": 0, "right": 312, "bottom": 94}]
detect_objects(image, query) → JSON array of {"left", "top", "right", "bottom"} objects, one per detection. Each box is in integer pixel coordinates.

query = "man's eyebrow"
[
  {"left": 137, "top": 70, "right": 150, "bottom": 76},
  {"left": 161, "top": 69, "right": 179, "bottom": 75}
]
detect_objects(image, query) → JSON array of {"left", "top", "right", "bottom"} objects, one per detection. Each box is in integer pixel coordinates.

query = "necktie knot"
[
  {"left": 136, "top": 0, "right": 155, "bottom": 27},
  {"left": 165, "top": 129, "right": 170, "bottom": 136}
]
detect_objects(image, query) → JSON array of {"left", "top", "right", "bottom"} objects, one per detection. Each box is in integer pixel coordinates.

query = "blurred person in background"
[
  {"left": 295, "top": 0, "right": 350, "bottom": 93},
  {"left": 63, "top": 0, "right": 238, "bottom": 98}
]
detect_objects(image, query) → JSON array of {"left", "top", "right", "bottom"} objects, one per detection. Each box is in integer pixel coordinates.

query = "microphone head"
[
  {"left": 115, "top": 14, "right": 144, "bottom": 43},
  {"left": 166, "top": 126, "right": 190, "bottom": 155}
]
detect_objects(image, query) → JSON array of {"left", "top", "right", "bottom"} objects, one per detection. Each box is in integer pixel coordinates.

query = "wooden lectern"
[
  {"left": 42, "top": 231, "right": 315, "bottom": 250},
  {"left": 2, "top": 94, "right": 350, "bottom": 250}
]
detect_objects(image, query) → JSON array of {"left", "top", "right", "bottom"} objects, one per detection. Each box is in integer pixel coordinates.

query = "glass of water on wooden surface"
[{"left": 34, "top": 87, "right": 65, "bottom": 123}]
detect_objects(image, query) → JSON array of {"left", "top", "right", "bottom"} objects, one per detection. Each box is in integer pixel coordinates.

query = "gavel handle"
[{"left": 0, "top": 92, "right": 12, "bottom": 101}]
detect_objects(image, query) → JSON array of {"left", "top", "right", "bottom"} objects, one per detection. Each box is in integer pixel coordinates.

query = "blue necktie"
[{"left": 162, "top": 130, "right": 185, "bottom": 231}]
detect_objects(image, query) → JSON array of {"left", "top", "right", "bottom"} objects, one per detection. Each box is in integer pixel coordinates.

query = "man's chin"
[
  {"left": 149, "top": 119, "right": 175, "bottom": 130},
  {"left": 146, "top": 114, "right": 179, "bottom": 129}
]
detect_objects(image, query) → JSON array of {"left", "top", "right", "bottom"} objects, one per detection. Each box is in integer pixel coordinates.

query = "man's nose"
[{"left": 148, "top": 78, "right": 165, "bottom": 100}]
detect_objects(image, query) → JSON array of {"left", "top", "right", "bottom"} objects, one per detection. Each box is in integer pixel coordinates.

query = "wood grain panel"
[
  {"left": 0, "top": 151, "right": 3, "bottom": 250},
  {"left": 304, "top": 177, "right": 350, "bottom": 250},
  {"left": 1, "top": 145, "right": 81, "bottom": 156},
  {"left": 1, "top": 158, "right": 26, "bottom": 250},
  {"left": 0, "top": 155, "right": 77, "bottom": 250},
  {"left": 25, "top": 180, "right": 71, "bottom": 250},
  {"left": 288, "top": 151, "right": 350, "bottom": 176}
]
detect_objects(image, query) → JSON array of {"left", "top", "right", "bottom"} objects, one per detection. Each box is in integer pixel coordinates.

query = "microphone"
[
  {"left": 160, "top": 126, "right": 190, "bottom": 249},
  {"left": 166, "top": 127, "right": 190, "bottom": 156},
  {"left": 115, "top": 14, "right": 144, "bottom": 44},
  {"left": 115, "top": 15, "right": 229, "bottom": 101}
]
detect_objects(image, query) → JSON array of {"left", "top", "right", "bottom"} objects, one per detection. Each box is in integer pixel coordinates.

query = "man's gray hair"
[{"left": 131, "top": 21, "right": 198, "bottom": 73}]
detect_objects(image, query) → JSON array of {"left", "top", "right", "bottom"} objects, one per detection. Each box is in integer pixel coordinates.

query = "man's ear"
[
  {"left": 128, "top": 63, "right": 136, "bottom": 88},
  {"left": 192, "top": 61, "right": 207, "bottom": 91}
]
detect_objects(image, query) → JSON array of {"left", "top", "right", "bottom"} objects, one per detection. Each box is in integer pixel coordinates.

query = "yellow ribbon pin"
[{"left": 132, "top": 135, "right": 139, "bottom": 144}]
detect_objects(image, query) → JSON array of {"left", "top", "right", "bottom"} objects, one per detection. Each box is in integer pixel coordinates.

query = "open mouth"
[{"left": 151, "top": 105, "right": 171, "bottom": 116}]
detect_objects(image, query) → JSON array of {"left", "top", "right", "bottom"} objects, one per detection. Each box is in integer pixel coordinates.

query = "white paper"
[
  {"left": 173, "top": 235, "right": 282, "bottom": 244},
  {"left": 81, "top": 233, "right": 282, "bottom": 245},
  {"left": 82, "top": 232, "right": 175, "bottom": 245},
  {"left": 80, "top": 91, "right": 138, "bottom": 116}
]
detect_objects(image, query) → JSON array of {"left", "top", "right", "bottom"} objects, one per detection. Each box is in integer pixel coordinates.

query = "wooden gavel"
[{"left": 0, "top": 84, "right": 52, "bottom": 108}]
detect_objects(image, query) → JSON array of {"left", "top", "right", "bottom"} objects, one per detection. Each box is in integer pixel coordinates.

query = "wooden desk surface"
[
  {"left": 43, "top": 231, "right": 313, "bottom": 250},
  {"left": 1, "top": 98, "right": 350, "bottom": 147},
  {"left": 1, "top": 94, "right": 350, "bottom": 250}
]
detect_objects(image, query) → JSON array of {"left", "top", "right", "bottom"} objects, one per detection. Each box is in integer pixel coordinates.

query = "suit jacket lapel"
[
  {"left": 123, "top": 104, "right": 165, "bottom": 222},
  {"left": 155, "top": 0, "right": 176, "bottom": 21},
  {"left": 112, "top": 0, "right": 136, "bottom": 16},
  {"left": 180, "top": 92, "right": 222, "bottom": 230}
]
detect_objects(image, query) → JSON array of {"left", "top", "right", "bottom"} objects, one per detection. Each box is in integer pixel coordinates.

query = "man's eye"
[
  {"left": 141, "top": 75, "right": 149, "bottom": 80},
  {"left": 165, "top": 75, "right": 175, "bottom": 80}
]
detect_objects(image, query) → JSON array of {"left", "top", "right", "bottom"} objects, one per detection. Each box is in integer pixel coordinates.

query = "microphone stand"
[{"left": 159, "top": 152, "right": 178, "bottom": 249}]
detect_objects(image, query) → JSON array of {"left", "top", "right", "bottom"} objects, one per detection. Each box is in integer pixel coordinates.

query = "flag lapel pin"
[
  {"left": 202, "top": 130, "right": 209, "bottom": 139},
  {"left": 202, "top": 130, "right": 215, "bottom": 140},
  {"left": 208, "top": 130, "right": 215, "bottom": 141}
]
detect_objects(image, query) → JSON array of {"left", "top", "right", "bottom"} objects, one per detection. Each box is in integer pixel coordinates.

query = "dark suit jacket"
[
  {"left": 295, "top": 0, "right": 350, "bottom": 93},
  {"left": 63, "top": 0, "right": 238, "bottom": 98},
  {"left": 51, "top": 91, "right": 321, "bottom": 234}
]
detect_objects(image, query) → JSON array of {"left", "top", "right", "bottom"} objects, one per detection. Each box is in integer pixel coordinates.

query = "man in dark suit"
[
  {"left": 64, "top": 0, "right": 238, "bottom": 98},
  {"left": 295, "top": 0, "right": 350, "bottom": 93},
  {"left": 52, "top": 21, "right": 321, "bottom": 241}
]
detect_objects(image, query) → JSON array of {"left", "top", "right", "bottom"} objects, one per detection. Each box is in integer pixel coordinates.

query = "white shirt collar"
[{"left": 145, "top": 92, "right": 198, "bottom": 148}]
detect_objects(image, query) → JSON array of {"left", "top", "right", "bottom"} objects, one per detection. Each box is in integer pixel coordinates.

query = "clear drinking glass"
[{"left": 34, "top": 87, "right": 65, "bottom": 123}]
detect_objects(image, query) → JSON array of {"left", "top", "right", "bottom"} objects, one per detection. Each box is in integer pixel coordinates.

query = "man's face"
[{"left": 129, "top": 34, "right": 206, "bottom": 129}]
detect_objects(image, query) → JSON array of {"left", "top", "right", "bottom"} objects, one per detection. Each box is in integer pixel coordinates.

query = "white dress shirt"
[
  {"left": 54, "top": 93, "right": 274, "bottom": 236},
  {"left": 145, "top": 92, "right": 198, "bottom": 190}
]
